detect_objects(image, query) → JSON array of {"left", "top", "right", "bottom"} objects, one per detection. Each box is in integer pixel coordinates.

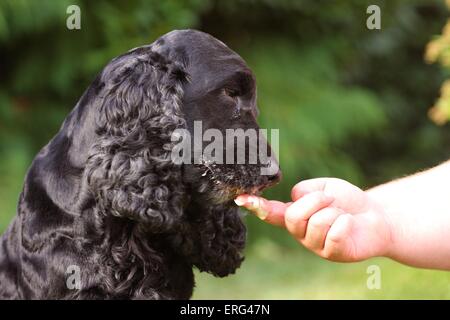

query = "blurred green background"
[{"left": 1, "top": 0, "right": 450, "bottom": 299}]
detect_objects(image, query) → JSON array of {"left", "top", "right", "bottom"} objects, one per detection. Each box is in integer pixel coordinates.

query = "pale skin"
[{"left": 235, "top": 161, "right": 450, "bottom": 270}]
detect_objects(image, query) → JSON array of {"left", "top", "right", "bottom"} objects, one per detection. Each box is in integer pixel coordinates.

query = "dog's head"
[
  {"left": 152, "top": 30, "right": 281, "bottom": 204},
  {"left": 71, "top": 30, "right": 280, "bottom": 278}
]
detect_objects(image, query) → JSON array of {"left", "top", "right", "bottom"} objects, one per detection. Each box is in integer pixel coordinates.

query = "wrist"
[{"left": 365, "top": 191, "right": 398, "bottom": 259}]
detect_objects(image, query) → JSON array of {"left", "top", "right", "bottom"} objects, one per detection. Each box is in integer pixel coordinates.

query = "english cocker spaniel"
[{"left": 0, "top": 29, "right": 281, "bottom": 299}]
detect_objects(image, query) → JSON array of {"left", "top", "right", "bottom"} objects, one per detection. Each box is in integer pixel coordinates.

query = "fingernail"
[
  {"left": 254, "top": 208, "right": 269, "bottom": 220},
  {"left": 246, "top": 197, "right": 269, "bottom": 220},
  {"left": 234, "top": 197, "right": 246, "bottom": 206}
]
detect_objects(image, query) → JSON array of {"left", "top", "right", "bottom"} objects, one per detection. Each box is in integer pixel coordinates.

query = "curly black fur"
[{"left": 0, "top": 30, "right": 280, "bottom": 299}]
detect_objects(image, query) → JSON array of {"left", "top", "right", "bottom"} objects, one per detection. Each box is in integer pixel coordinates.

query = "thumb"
[{"left": 235, "top": 195, "right": 291, "bottom": 227}]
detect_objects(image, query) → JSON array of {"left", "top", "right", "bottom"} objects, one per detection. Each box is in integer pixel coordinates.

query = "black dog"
[{"left": 0, "top": 30, "right": 280, "bottom": 299}]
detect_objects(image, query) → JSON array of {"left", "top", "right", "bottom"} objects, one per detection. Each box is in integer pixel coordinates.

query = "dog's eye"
[{"left": 223, "top": 87, "right": 240, "bottom": 98}]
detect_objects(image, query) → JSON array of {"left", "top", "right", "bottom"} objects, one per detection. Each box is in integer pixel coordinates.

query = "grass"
[{"left": 193, "top": 238, "right": 450, "bottom": 299}]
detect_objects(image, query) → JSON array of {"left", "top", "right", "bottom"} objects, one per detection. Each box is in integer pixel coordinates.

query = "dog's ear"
[
  {"left": 84, "top": 50, "right": 188, "bottom": 233},
  {"left": 173, "top": 203, "right": 246, "bottom": 277}
]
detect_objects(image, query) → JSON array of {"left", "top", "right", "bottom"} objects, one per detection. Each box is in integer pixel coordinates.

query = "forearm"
[{"left": 367, "top": 161, "right": 450, "bottom": 270}]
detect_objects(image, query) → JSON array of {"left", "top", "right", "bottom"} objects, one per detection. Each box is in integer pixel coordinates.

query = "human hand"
[{"left": 235, "top": 178, "right": 393, "bottom": 262}]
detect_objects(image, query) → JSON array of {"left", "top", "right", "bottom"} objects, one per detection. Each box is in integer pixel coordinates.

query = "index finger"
[{"left": 234, "top": 195, "right": 291, "bottom": 227}]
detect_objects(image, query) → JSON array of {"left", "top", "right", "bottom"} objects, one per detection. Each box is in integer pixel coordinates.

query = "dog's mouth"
[
  {"left": 202, "top": 185, "right": 263, "bottom": 205},
  {"left": 205, "top": 171, "right": 281, "bottom": 204},
  {"left": 229, "top": 183, "right": 272, "bottom": 198},
  {"left": 191, "top": 161, "right": 282, "bottom": 204}
]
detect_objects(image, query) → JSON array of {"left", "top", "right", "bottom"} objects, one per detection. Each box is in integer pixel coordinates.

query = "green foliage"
[
  {"left": 425, "top": 1, "right": 450, "bottom": 124},
  {"left": 247, "top": 40, "right": 385, "bottom": 191}
]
